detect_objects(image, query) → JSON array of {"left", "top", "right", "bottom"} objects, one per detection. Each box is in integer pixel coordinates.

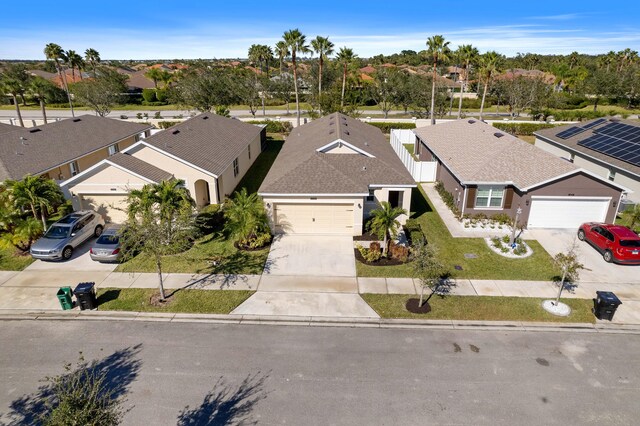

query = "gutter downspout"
[{"left": 460, "top": 186, "right": 467, "bottom": 221}]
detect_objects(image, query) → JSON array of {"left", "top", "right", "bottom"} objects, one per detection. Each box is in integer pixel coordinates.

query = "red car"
[{"left": 578, "top": 223, "right": 640, "bottom": 264}]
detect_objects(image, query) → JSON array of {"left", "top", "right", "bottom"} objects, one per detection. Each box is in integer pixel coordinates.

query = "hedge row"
[
  {"left": 492, "top": 122, "right": 558, "bottom": 136},
  {"left": 367, "top": 122, "right": 416, "bottom": 133},
  {"left": 246, "top": 120, "right": 293, "bottom": 133}
]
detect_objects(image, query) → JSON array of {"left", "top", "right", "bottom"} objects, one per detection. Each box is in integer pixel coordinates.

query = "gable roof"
[
  {"left": 0, "top": 122, "right": 18, "bottom": 134},
  {"left": 0, "top": 115, "right": 152, "bottom": 181},
  {"left": 141, "top": 113, "right": 262, "bottom": 177},
  {"left": 535, "top": 118, "right": 640, "bottom": 178},
  {"left": 125, "top": 70, "right": 156, "bottom": 90},
  {"left": 259, "top": 113, "right": 415, "bottom": 195},
  {"left": 107, "top": 152, "right": 174, "bottom": 182},
  {"left": 414, "top": 119, "right": 591, "bottom": 190}
]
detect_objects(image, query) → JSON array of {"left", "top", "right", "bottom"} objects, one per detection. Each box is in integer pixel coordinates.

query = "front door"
[{"left": 389, "top": 191, "right": 402, "bottom": 209}]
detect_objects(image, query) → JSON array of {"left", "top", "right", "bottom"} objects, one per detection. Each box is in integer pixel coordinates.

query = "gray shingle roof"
[
  {"left": 413, "top": 119, "right": 578, "bottom": 190},
  {"left": 142, "top": 113, "right": 263, "bottom": 177},
  {"left": 108, "top": 152, "right": 174, "bottom": 182},
  {"left": 259, "top": 113, "right": 415, "bottom": 195},
  {"left": 534, "top": 118, "right": 640, "bottom": 177},
  {"left": 0, "top": 115, "right": 152, "bottom": 181},
  {"left": 0, "top": 123, "right": 18, "bottom": 134}
]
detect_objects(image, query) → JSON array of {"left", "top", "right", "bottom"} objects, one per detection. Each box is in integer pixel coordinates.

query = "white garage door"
[
  {"left": 527, "top": 196, "right": 610, "bottom": 229},
  {"left": 274, "top": 203, "right": 354, "bottom": 235},
  {"left": 80, "top": 194, "right": 129, "bottom": 224}
]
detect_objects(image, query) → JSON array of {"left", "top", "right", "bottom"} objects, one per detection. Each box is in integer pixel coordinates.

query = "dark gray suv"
[{"left": 30, "top": 210, "right": 105, "bottom": 261}]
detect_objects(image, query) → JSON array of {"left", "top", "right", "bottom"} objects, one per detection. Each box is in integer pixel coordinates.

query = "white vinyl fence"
[{"left": 390, "top": 129, "right": 437, "bottom": 182}]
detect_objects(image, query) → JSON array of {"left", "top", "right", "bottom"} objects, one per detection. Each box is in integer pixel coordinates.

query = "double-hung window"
[
  {"left": 108, "top": 143, "right": 119, "bottom": 156},
  {"left": 475, "top": 186, "right": 504, "bottom": 208},
  {"left": 233, "top": 158, "right": 239, "bottom": 177},
  {"left": 69, "top": 161, "right": 80, "bottom": 176}
]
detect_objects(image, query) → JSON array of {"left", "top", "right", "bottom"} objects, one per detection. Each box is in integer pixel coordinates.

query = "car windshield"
[
  {"left": 620, "top": 240, "right": 640, "bottom": 248},
  {"left": 96, "top": 235, "right": 119, "bottom": 245},
  {"left": 44, "top": 225, "right": 69, "bottom": 239}
]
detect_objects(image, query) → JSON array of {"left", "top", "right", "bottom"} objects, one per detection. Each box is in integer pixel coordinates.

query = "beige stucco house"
[
  {"left": 258, "top": 113, "right": 415, "bottom": 236},
  {"left": 61, "top": 113, "right": 265, "bottom": 223}
]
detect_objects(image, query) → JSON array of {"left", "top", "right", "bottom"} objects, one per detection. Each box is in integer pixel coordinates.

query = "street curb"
[{"left": 0, "top": 309, "right": 639, "bottom": 334}]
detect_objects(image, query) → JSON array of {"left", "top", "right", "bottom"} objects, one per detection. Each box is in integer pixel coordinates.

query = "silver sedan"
[{"left": 89, "top": 226, "right": 122, "bottom": 262}]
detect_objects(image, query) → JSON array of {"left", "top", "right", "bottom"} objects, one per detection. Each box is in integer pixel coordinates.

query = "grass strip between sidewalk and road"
[
  {"left": 96, "top": 288, "right": 254, "bottom": 314},
  {"left": 361, "top": 294, "right": 595, "bottom": 323}
]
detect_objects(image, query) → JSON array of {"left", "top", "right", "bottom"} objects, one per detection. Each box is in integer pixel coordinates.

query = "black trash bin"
[
  {"left": 73, "top": 282, "right": 97, "bottom": 311},
  {"left": 594, "top": 291, "right": 622, "bottom": 321}
]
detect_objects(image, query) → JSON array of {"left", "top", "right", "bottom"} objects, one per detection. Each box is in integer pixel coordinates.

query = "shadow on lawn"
[
  {"left": 410, "top": 186, "right": 433, "bottom": 218},
  {"left": 4, "top": 344, "right": 143, "bottom": 426},
  {"left": 177, "top": 371, "right": 269, "bottom": 426}
]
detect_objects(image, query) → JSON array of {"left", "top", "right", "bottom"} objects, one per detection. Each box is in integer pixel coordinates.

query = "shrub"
[
  {"left": 404, "top": 219, "right": 425, "bottom": 244},
  {"left": 153, "top": 111, "right": 163, "bottom": 119},
  {"left": 155, "top": 89, "right": 168, "bottom": 103},
  {"left": 514, "top": 243, "right": 528, "bottom": 255},
  {"left": 492, "top": 122, "right": 558, "bottom": 136},
  {"left": 388, "top": 241, "right": 409, "bottom": 262},
  {"left": 367, "top": 122, "right": 416, "bottom": 133},
  {"left": 548, "top": 109, "right": 607, "bottom": 121},
  {"left": 142, "top": 88, "right": 156, "bottom": 103},
  {"left": 136, "top": 113, "right": 143, "bottom": 119},
  {"left": 501, "top": 234, "right": 511, "bottom": 244},
  {"left": 491, "top": 213, "right": 512, "bottom": 225},
  {"left": 356, "top": 244, "right": 382, "bottom": 263},
  {"left": 157, "top": 121, "right": 180, "bottom": 129},
  {"left": 434, "top": 181, "right": 460, "bottom": 217},
  {"left": 141, "top": 101, "right": 166, "bottom": 106},
  {"left": 194, "top": 204, "right": 224, "bottom": 236},
  {"left": 249, "top": 232, "right": 272, "bottom": 249},
  {"left": 369, "top": 241, "right": 381, "bottom": 253},
  {"left": 491, "top": 237, "right": 502, "bottom": 248},
  {"left": 246, "top": 120, "right": 293, "bottom": 134}
]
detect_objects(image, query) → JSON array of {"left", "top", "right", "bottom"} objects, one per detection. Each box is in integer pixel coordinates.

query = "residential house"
[
  {"left": 534, "top": 118, "right": 640, "bottom": 204},
  {"left": 414, "top": 119, "right": 627, "bottom": 229},
  {"left": 259, "top": 113, "right": 415, "bottom": 235},
  {"left": 61, "top": 113, "right": 266, "bottom": 223}
]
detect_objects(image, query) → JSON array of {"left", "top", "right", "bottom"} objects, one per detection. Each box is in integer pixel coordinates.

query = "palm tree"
[
  {"left": 44, "top": 43, "right": 74, "bottom": 117},
  {"left": 426, "top": 35, "right": 451, "bottom": 125},
  {"left": 0, "top": 77, "right": 25, "bottom": 127},
  {"left": 275, "top": 41, "right": 289, "bottom": 75},
  {"left": 30, "top": 77, "right": 56, "bottom": 124},
  {"left": 258, "top": 45, "right": 273, "bottom": 77},
  {"left": 311, "top": 36, "right": 334, "bottom": 97},
  {"left": 84, "top": 48, "right": 101, "bottom": 78},
  {"left": 456, "top": 44, "right": 478, "bottom": 119},
  {"left": 367, "top": 201, "right": 407, "bottom": 256},
  {"left": 153, "top": 179, "right": 194, "bottom": 224},
  {"left": 248, "top": 44, "right": 261, "bottom": 69},
  {"left": 336, "top": 47, "right": 356, "bottom": 108},
  {"left": 5, "top": 175, "right": 64, "bottom": 229},
  {"left": 145, "top": 68, "right": 163, "bottom": 89},
  {"left": 478, "top": 51, "right": 500, "bottom": 121},
  {"left": 282, "top": 29, "right": 310, "bottom": 127},
  {"left": 158, "top": 70, "right": 173, "bottom": 88},
  {"left": 223, "top": 188, "right": 269, "bottom": 245},
  {"left": 622, "top": 204, "right": 640, "bottom": 231},
  {"left": 67, "top": 50, "right": 85, "bottom": 80}
]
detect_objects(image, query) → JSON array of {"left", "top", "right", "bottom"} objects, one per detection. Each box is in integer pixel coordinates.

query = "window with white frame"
[
  {"left": 233, "top": 158, "right": 239, "bottom": 177},
  {"left": 69, "top": 161, "right": 80, "bottom": 176},
  {"left": 108, "top": 143, "right": 119, "bottom": 156},
  {"left": 475, "top": 186, "right": 504, "bottom": 208}
]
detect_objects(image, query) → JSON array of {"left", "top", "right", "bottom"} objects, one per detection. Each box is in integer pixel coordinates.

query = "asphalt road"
[{"left": 1, "top": 321, "right": 639, "bottom": 425}]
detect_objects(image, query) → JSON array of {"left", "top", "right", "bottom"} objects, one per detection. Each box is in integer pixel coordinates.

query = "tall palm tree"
[
  {"left": 30, "top": 77, "right": 55, "bottom": 124},
  {"left": 84, "top": 48, "right": 101, "bottom": 78},
  {"left": 0, "top": 77, "right": 25, "bottom": 127},
  {"left": 311, "top": 36, "right": 334, "bottom": 97},
  {"left": 248, "top": 44, "right": 261, "bottom": 69},
  {"left": 259, "top": 45, "right": 273, "bottom": 77},
  {"left": 145, "top": 68, "right": 163, "bottom": 89},
  {"left": 367, "top": 201, "right": 407, "bottom": 256},
  {"left": 426, "top": 35, "right": 451, "bottom": 125},
  {"left": 336, "top": 47, "right": 356, "bottom": 108},
  {"left": 456, "top": 44, "right": 479, "bottom": 119},
  {"left": 275, "top": 41, "right": 289, "bottom": 75},
  {"left": 5, "top": 175, "right": 64, "bottom": 229},
  {"left": 282, "top": 29, "right": 310, "bottom": 126},
  {"left": 44, "top": 43, "right": 74, "bottom": 117},
  {"left": 66, "top": 50, "right": 85, "bottom": 80},
  {"left": 478, "top": 51, "right": 500, "bottom": 121}
]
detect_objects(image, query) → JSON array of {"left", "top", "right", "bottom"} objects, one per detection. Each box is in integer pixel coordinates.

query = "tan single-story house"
[
  {"left": 61, "top": 113, "right": 265, "bottom": 223},
  {"left": 534, "top": 118, "right": 640, "bottom": 204},
  {"left": 414, "top": 119, "right": 629, "bottom": 229},
  {"left": 258, "top": 113, "right": 415, "bottom": 236},
  {"left": 0, "top": 115, "right": 152, "bottom": 183}
]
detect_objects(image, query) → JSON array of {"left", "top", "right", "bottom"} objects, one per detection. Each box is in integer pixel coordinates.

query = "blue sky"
[{"left": 1, "top": 1, "right": 639, "bottom": 59}]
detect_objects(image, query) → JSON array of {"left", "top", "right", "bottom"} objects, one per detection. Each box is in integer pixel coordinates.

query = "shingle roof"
[
  {"left": 0, "top": 115, "right": 152, "bottom": 181},
  {"left": 0, "top": 123, "right": 18, "bottom": 134},
  {"left": 108, "top": 152, "right": 173, "bottom": 182},
  {"left": 259, "top": 113, "right": 415, "bottom": 195},
  {"left": 142, "top": 113, "right": 262, "bottom": 177},
  {"left": 535, "top": 118, "right": 640, "bottom": 177},
  {"left": 413, "top": 119, "right": 578, "bottom": 190}
]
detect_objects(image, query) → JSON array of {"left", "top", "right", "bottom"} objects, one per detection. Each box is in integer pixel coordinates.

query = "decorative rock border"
[{"left": 484, "top": 237, "right": 533, "bottom": 258}]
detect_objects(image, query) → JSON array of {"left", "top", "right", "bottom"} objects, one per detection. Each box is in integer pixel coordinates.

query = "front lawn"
[
  {"left": 96, "top": 287, "right": 253, "bottom": 314},
  {"left": 0, "top": 246, "right": 34, "bottom": 271},
  {"left": 362, "top": 294, "right": 595, "bottom": 323},
  {"left": 357, "top": 187, "right": 557, "bottom": 280}
]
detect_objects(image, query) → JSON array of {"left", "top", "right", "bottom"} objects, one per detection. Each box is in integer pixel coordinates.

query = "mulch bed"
[
  {"left": 354, "top": 249, "right": 407, "bottom": 266},
  {"left": 405, "top": 298, "right": 432, "bottom": 314},
  {"left": 149, "top": 291, "right": 175, "bottom": 307},
  {"left": 353, "top": 231, "right": 380, "bottom": 242}
]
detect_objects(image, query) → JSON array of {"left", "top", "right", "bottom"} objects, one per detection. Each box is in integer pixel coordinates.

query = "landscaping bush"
[
  {"left": 141, "top": 101, "right": 166, "bottom": 106},
  {"left": 157, "top": 121, "right": 180, "bottom": 129},
  {"left": 153, "top": 111, "right": 163, "bottom": 119},
  {"left": 434, "top": 181, "right": 460, "bottom": 216},
  {"left": 388, "top": 241, "right": 409, "bottom": 262},
  {"left": 367, "top": 122, "right": 416, "bottom": 133},
  {"left": 194, "top": 204, "right": 224, "bottom": 236},
  {"left": 492, "top": 122, "right": 558, "bottom": 136},
  {"left": 548, "top": 109, "right": 607, "bottom": 121},
  {"left": 356, "top": 243, "right": 382, "bottom": 263},
  {"left": 155, "top": 89, "right": 168, "bottom": 103},
  {"left": 248, "top": 232, "right": 272, "bottom": 249},
  {"left": 490, "top": 213, "right": 512, "bottom": 225},
  {"left": 246, "top": 120, "right": 293, "bottom": 134},
  {"left": 142, "top": 88, "right": 156, "bottom": 103},
  {"left": 404, "top": 218, "right": 425, "bottom": 244}
]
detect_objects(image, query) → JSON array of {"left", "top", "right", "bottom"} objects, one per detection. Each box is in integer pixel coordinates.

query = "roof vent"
[
  {"left": 172, "top": 129, "right": 180, "bottom": 135},
  {"left": 494, "top": 132, "right": 505, "bottom": 138},
  {"left": 362, "top": 166, "right": 367, "bottom": 171},
  {"left": 29, "top": 128, "right": 42, "bottom": 133},
  {"left": 72, "top": 118, "right": 81, "bottom": 122},
  {"left": 364, "top": 142, "right": 369, "bottom": 146},
  {"left": 329, "top": 130, "right": 335, "bottom": 134},
  {"left": 468, "top": 119, "right": 476, "bottom": 124},
  {"left": 344, "top": 131, "right": 350, "bottom": 135},
  {"left": 202, "top": 116, "right": 209, "bottom": 120},
  {"left": 609, "top": 117, "right": 621, "bottom": 122}
]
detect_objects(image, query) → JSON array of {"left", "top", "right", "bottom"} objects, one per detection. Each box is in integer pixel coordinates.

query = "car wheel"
[
  {"left": 94, "top": 225, "right": 103, "bottom": 238},
  {"left": 577, "top": 229, "right": 585, "bottom": 241},
  {"left": 62, "top": 246, "right": 73, "bottom": 260},
  {"left": 603, "top": 250, "right": 613, "bottom": 263}
]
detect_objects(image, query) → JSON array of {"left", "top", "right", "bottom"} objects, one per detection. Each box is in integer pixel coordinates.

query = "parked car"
[
  {"left": 30, "top": 211, "right": 105, "bottom": 261},
  {"left": 90, "top": 225, "right": 122, "bottom": 262},
  {"left": 577, "top": 223, "right": 640, "bottom": 264}
]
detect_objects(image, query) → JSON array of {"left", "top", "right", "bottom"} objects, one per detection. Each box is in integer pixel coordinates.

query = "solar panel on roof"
[
  {"left": 578, "top": 128, "right": 640, "bottom": 167},
  {"left": 582, "top": 118, "right": 607, "bottom": 129},
  {"left": 556, "top": 126, "right": 587, "bottom": 139}
]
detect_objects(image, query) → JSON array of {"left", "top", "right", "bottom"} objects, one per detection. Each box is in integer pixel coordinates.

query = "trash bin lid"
[
  {"left": 596, "top": 291, "right": 622, "bottom": 304},
  {"left": 74, "top": 282, "right": 96, "bottom": 293}
]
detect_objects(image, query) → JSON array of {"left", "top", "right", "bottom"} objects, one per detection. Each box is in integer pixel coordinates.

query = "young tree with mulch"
[
  {"left": 411, "top": 239, "right": 448, "bottom": 309},
  {"left": 552, "top": 239, "right": 585, "bottom": 306}
]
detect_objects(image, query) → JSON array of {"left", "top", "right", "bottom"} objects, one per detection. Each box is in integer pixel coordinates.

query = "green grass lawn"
[
  {"left": 233, "top": 134, "right": 284, "bottom": 194},
  {"left": 0, "top": 246, "right": 34, "bottom": 271},
  {"left": 362, "top": 294, "right": 595, "bottom": 323},
  {"left": 96, "top": 287, "right": 253, "bottom": 314},
  {"left": 357, "top": 187, "right": 557, "bottom": 280}
]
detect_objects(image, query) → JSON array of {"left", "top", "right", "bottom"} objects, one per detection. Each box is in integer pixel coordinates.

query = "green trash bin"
[{"left": 56, "top": 287, "right": 73, "bottom": 310}]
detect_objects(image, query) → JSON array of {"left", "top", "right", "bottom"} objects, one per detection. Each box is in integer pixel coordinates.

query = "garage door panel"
[
  {"left": 527, "top": 197, "right": 609, "bottom": 229},
  {"left": 275, "top": 203, "right": 354, "bottom": 235},
  {"left": 80, "top": 194, "right": 129, "bottom": 224}
]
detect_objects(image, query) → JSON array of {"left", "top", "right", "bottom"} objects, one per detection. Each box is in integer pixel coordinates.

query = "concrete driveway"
[
  {"left": 265, "top": 235, "right": 356, "bottom": 277},
  {"left": 26, "top": 236, "right": 118, "bottom": 272},
  {"left": 528, "top": 228, "right": 640, "bottom": 284}
]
